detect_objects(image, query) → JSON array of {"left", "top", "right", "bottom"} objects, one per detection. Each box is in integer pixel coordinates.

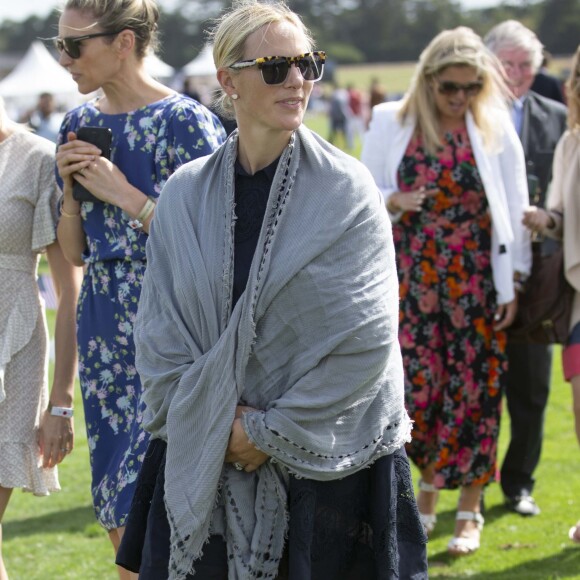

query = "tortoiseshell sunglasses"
[{"left": 229, "top": 51, "right": 326, "bottom": 85}]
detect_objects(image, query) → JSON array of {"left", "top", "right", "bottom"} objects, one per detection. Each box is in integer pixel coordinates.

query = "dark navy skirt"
[{"left": 117, "top": 439, "right": 428, "bottom": 579}]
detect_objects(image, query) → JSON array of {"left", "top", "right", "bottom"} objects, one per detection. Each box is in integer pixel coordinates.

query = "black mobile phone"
[{"left": 72, "top": 126, "right": 113, "bottom": 203}]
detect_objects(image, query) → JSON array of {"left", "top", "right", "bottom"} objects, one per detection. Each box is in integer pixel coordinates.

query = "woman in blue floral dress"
[{"left": 54, "top": 0, "right": 225, "bottom": 573}]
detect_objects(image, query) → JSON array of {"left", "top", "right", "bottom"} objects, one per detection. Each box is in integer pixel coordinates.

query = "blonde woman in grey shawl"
[{"left": 116, "top": 1, "right": 428, "bottom": 578}]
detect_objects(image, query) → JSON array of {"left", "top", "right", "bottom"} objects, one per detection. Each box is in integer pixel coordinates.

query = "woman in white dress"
[{"left": 0, "top": 99, "right": 81, "bottom": 580}]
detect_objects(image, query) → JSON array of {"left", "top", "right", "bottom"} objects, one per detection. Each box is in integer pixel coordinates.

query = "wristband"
[
  {"left": 137, "top": 197, "right": 156, "bottom": 221},
  {"left": 128, "top": 198, "right": 156, "bottom": 230},
  {"left": 48, "top": 403, "right": 74, "bottom": 418}
]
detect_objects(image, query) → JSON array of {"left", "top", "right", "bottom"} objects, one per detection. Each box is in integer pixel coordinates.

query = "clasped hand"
[
  {"left": 522, "top": 205, "right": 552, "bottom": 233},
  {"left": 388, "top": 186, "right": 439, "bottom": 213},
  {"left": 224, "top": 405, "right": 269, "bottom": 473},
  {"left": 56, "top": 131, "right": 129, "bottom": 205}
]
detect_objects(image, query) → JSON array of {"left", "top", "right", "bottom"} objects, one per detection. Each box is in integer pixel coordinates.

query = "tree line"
[{"left": 0, "top": 0, "right": 577, "bottom": 69}]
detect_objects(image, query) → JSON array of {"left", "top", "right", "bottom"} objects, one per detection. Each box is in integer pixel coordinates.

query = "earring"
[{"left": 231, "top": 93, "right": 239, "bottom": 100}]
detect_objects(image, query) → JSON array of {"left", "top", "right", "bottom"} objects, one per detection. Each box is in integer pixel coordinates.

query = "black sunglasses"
[
  {"left": 229, "top": 51, "right": 326, "bottom": 85},
  {"left": 437, "top": 79, "right": 483, "bottom": 97},
  {"left": 52, "top": 31, "right": 123, "bottom": 59}
]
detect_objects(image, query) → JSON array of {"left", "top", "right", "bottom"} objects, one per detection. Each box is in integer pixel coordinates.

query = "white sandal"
[
  {"left": 447, "top": 511, "right": 484, "bottom": 556},
  {"left": 417, "top": 479, "right": 438, "bottom": 534}
]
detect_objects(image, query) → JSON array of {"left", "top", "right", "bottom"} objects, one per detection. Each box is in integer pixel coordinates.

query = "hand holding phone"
[{"left": 73, "top": 126, "right": 113, "bottom": 203}]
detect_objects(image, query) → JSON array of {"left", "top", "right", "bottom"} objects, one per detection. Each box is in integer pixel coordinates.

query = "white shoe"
[
  {"left": 417, "top": 479, "right": 438, "bottom": 534},
  {"left": 447, "top": 511, "right": 484, "bottom": 556}
]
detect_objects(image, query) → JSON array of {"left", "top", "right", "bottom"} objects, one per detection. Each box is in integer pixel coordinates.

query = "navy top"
[{"left": 232, "top": 157, "right": 279, "bottom": 306}]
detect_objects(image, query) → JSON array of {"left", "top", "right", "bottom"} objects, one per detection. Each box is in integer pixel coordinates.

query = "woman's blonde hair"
[
  {"left": 208, "top": 0, "right": 314, "bottom": 120},
  {"left": 399, "top": 26, "right": 510, "bottom": 154},
  {"left": 566, "top": 45, "right": 580, "bottom": 130},
  {"left": 62, "top": 0, "right": 160, "bottom": 58}
]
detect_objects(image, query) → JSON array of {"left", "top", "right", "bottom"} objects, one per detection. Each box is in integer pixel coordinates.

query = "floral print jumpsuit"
[{"left": 394, "top": 128, "right": 507, "bottom": 489}]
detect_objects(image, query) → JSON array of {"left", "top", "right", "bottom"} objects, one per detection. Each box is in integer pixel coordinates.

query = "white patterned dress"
[{"left": 0, "top": 130, "right": 60, "bottom": 495}]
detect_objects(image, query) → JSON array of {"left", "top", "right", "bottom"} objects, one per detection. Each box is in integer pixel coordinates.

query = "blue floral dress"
[{"left": 57, "top": 95, "right": 226, "bottom": 529}]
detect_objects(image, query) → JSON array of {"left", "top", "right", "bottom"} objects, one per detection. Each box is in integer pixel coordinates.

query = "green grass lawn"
[{"left": 4, "top": 292, "right": 580, "bottom": 579}]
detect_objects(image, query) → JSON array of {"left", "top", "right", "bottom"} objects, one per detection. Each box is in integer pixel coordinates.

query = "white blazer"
[{"left": 361, "top": 100, "right": 532, "bottom": 305}]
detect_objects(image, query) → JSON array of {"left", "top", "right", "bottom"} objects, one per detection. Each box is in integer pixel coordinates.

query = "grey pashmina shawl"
[{"left": 134, "top": 125, "right": 411, "bottom": 579}]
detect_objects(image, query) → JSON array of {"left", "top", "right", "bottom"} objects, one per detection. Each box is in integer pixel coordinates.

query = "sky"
[{"left": 0, "top": 0, "right": 505, "bottom": 23}]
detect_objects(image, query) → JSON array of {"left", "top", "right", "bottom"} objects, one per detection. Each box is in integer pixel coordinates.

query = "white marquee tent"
[
  {"left": 182, "top": 45, "right": 216, "bottom": 77},
  {"left": 145, "top": 53, "right": 175, "bottom": 81},
  {"left": 0, "top": 41, "right": 78, "bottom": 98}
]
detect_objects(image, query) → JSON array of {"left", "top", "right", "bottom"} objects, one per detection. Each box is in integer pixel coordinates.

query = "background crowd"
[{"left": 0, "top": 0, "right": 579, "bottom": 578}]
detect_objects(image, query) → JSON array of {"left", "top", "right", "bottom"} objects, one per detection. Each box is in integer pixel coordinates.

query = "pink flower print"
[
  {"left": 462, "top": 190, "right": 481, "bottom": 215},
  {"left": 443, "top": 229, "right": 466, "bottom": 252},
  {"left": 455, "top": 141, "right": 472, "bottom": 163},
  {"left": 419, "top": 290, "right": 438, "bottom": 314},
  {"left": 439, "top": 425, "right": 452, "bottom": 442},
  {"left": 457, "top": 447, "right": 473, "bottom": 473},
  {"left": 439, "top": 143, "right": 454, "bottom": 168},
  {"left": 88, "top": 339, "right": 98, "bottom": 352},
  {"left": 87, "top": 379, "right": 98, "bottom": 394},
  {"left": 483, "top": 416, "right": 498, "bottom": 433},
  {"left": 435, "top": 253, "right": 449, "bottom": 270},
  {"left": 451, "top": 306, "right": 466, "bottom": 329},
  {"left": 479, "top": 437, "right": 493, "bottom": 455},
  {"left": 413, "top": 163, "right": 428, "bottom": 182},
  {"left": 126, "top": 384, "right": 135, "bottom": 397},
  {"left": 105, "top": 216, "right": 117, "bottom": 229},
  {"left": 464, "top": 340, "right": 477, "bottom": 366},
  {"left": 415, "top": 163, "right": 439, "bottom": 185},
  {"left": 399, "top": 325, "right": 416, "bottom": 349},
  {"left": 410, "top": 236, "right": 424, "bottom": 253},
  {"left": 474, "top": 253, "right": 490, "bottom": 271},
  {"left": 118, "top": 336, "right": 129, "bottom": 346},
  {"left": 100, "top": 274, "right": 111, "bottom": 287},
  {"left": 126, "top": 365, "right": 137, "bottom": 377},
  {"left": 399, "top": 252, "right": 414, "bottom": 272},
  {"left": 413, "top": 385, "right": 430, "bottom": 407},
  {"left": 113, "top": 363, "right": 123, "bottom": 376},
  {"left": 467, "top": 274, "right": 485, "bottom": 304}
]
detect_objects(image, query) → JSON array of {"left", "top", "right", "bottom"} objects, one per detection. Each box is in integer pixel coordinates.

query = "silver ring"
[{"left": 233, "top": 462, "right": 244, "bottom": 471}]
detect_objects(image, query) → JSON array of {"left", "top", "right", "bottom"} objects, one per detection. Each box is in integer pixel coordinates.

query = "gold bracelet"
[
  {"left": 136, "top": 197, "right": 156, "bottom": 222},
  {"left": 59, "top": 198, "right": 81, "bottom": 218},
  {"left": 386, "top": 197, "right": 400, "bottom": 213}
]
